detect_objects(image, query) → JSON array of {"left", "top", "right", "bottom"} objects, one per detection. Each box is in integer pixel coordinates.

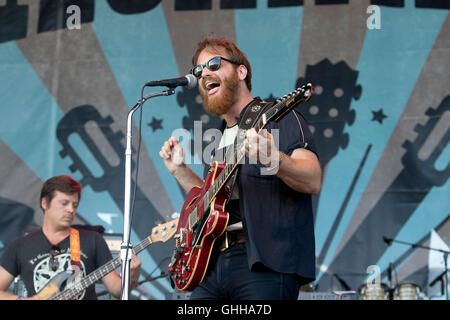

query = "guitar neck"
[
  {"left": 203, "top": 102, "right": 277, "bottom": 206},
  {"left": 52, "top": 236, "right": 153, "bottom": 300},
  {"left": 203, "top": 161, "right": 237, "bottom": 207},
  {"left": 196, "top": 84, "right": 313, "bottom": 218}
]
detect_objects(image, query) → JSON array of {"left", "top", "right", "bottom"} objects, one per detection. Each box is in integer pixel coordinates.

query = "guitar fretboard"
[{"left": 52, "top": 236, "right": 153, "bottom": 300}]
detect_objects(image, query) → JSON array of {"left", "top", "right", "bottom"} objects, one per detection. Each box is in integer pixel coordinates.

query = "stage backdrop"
[{"left": 0, "top": 0, "right": 449, "bottom": 300}]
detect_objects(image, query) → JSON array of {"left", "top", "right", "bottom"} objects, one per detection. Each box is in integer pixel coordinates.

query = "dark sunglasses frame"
[
  {"left": 191, "top": 56, "right": 238, "bottom": 78},
  {"left": 49, "top": 245, "right": 61, "bottom": 272}
]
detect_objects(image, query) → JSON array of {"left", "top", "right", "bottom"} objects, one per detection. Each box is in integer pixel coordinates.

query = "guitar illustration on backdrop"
[
  {"left": 168, "top": 84, "right": 314, "bottom": 291},
  {"left": 56, "top": 105, "right": 172, "bottom": 285},
  {"left": 29, "top": 219, "right": 178, "bottom": 300},
  {"left": 296, "top": 59, "right": 361, "bottom": 221}
]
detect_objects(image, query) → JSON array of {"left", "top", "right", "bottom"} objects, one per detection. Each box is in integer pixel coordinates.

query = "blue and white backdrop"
[{"left": 0, "top": 0, "right": 449, "bottom": 299}]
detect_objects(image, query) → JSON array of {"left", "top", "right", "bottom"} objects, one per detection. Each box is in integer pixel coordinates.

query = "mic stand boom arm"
[{"left": 120, "top": 88, "right": 175, "bottom": 300}]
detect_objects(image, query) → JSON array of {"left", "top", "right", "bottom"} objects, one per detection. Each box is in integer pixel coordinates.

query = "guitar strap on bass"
[{"left": 69, "top": 228, "right": 82, "bottom": 275}]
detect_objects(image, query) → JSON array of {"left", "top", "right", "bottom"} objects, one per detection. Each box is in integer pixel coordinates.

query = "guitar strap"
[
  {"left": 69, "top": 228, "right": 82, "bottom": 275},
  {"left": 225, "top": 98, "right": 272, "bottom": 197}
]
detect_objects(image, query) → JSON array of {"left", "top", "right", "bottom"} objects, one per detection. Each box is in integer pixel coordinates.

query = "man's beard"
[{"left": 200, "top": 72, "right": 239, "bottom": 116}]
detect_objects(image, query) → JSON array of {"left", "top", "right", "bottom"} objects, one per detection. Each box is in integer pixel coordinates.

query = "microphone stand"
[
  {"left": 120, "top": 87, "right": 175, "bottom": 300},
  {"left": 429, "top": 252, "right": 449, "bottom": 299},
  {"left": 386, "top": 263, "right": 395, "bottom": 300},
  {"left": 384, "top": 237, "right": 450, "bottom": 300}
]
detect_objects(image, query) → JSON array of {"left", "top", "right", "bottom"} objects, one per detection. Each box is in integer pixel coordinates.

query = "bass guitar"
[
  {"left": 32, "top": 219, "right": 178, "bottom": 300},
  {"left": 168, "top": 84, "right": 314, "bottom": 291}
]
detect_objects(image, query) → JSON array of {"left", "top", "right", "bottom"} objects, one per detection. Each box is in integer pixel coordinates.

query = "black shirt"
[
  {"left": 203, "top": 98, "right": 318, "bottom": 282},
  {"left": 0, "top": 228, "right": 113, "bottom": 299}
]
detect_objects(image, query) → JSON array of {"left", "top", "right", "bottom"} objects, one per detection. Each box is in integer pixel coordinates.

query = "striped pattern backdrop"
[{"left": 0, "top": 0, "right": 449, "bottom": 299}]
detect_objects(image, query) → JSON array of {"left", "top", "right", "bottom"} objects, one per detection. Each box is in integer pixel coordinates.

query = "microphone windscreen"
[{"left": 185, "top": 74, "right": 198, "bottom": 89}]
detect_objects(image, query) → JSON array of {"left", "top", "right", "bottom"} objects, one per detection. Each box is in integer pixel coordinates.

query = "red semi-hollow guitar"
[{"left": 168, "top": 84, "right": 314, "bottom": 291}]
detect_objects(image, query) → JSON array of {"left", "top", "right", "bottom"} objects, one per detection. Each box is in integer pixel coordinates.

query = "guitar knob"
[
  {"left": 180, "top": 259, "right": 185, "bottom": 265},
  {"left": 176, "top": 273, "right": 181, "bottom": 279},
  {"left": 180, "top": 280, "right": 185, "bottom": 285},
  {"left": 185, "top": 266, "right": 191, "bottom": 272}
]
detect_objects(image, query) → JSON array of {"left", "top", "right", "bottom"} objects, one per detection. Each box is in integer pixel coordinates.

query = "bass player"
[{"left": 0, "top": 175, "right": 141, "bottom": 300}]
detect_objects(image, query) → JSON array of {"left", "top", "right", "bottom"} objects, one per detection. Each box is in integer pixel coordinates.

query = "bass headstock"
[{"left": 150, "top": 219, "right": 179, "bottom": 243}]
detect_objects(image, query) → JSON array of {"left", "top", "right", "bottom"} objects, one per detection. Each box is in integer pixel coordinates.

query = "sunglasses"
[
  {"left": 49, "top": 245, "right": 61, "bottom": 272},
  {"left": 191, "top": 56, "right": 238, "bottom": 78}
]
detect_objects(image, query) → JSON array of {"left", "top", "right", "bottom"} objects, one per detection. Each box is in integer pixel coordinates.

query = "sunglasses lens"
[
  {"left": 192, "top": 66, "right": 203, "bottom": 78},
  {"left": 49, "top": 246, "right": 60, "bottom": 271},
  {"left": 50, "top": 246, "right": 60, "bottom": 256},
  {"left": 49, "top": 258, "right": 59, "bottom": 271},
  {"left": 192, "top": 57, "right": 223, "bottom": 78},
  {"left": 207, "top": 57, "right": 221, "bottom": 71}
]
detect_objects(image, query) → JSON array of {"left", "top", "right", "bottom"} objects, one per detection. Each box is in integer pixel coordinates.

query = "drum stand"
[
  {"left": 429, "top": 251, "right": 449, "bottom": 300},
  {"left": 384, "top": 237, "right": 449, "bottom": 300},
  {"left": 386, "top": 263, "right": 395, "bottom": 300}
]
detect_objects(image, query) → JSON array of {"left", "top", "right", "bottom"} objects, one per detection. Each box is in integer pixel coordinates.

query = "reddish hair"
[
  {"left": 40, "top": 175, "right": 81, "bottom": 211},
  {"left": 192, "top": 34, "right": 252, "bottom": 91}
]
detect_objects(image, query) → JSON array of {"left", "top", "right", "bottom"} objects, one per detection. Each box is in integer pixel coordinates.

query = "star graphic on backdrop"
[
  {"left": 371, "top": 108, "right": 387, "bottom": 124},
  {"left": 148, "top": 117, "right": 163, "bottom": 132}
]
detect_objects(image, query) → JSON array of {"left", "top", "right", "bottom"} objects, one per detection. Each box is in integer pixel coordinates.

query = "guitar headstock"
[
  {"left": 151, "top": 219, "right": 179, "bottom": 243},
  {"left": 262, "top": 83, "right": 314, "bottom": 127}
]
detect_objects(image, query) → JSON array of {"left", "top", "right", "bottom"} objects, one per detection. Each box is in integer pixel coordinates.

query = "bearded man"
[{"left": 160, "top": 35, "right": 321, "bottom": 300}]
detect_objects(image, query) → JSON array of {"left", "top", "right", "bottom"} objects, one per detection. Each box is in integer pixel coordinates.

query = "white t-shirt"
[{"left": 217, "top": 125, "right": 242, "bottom": 231}]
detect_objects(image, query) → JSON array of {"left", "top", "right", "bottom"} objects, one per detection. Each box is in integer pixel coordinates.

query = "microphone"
[
  {"left": 145, "top": 74, "right": 197, "bottom": 89},
  {"left": 383, "top": 236, "right": 393, "bottom": 246}
]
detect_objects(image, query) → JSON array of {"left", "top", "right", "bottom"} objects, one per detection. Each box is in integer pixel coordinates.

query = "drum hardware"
[
  {"left": 394, "top": 281, "right": 422, "bottom": 300},
  {"left": 383, "top": 236, "right": 449, "bottom": 300},
  {"left": 358, "top": 282, "right": 389, "bottom": 300},
  {"left": 429, "top": 267, "right": 449, "bottom": 299}
]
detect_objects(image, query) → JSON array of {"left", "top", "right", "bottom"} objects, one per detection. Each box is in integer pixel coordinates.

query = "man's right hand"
[
  {"left": 159, "top": 136, "right": 204, "bottom": 193},
  {"left": 159, "top": 136, "right": 186, "bottom": 174}
]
